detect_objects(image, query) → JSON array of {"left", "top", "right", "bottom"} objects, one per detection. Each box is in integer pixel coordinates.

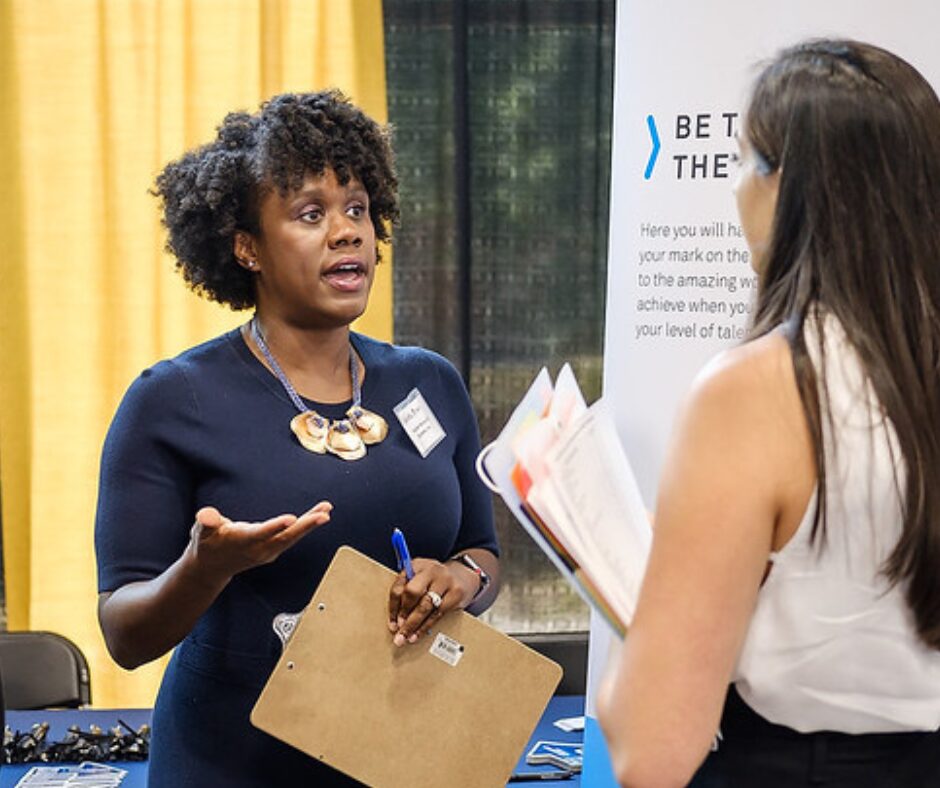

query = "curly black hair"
[{"left": 152, "top": 90, "right": 400, "bottom": 310}]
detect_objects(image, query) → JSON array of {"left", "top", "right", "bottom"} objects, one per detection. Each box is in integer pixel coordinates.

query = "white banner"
[{"left": 587, "top": 2, "right": 940, "bottom": 783}]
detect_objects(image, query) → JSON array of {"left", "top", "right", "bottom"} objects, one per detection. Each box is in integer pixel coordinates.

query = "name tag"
[{"left": 394, "top": 388, "right": 446, "bottom": 457}]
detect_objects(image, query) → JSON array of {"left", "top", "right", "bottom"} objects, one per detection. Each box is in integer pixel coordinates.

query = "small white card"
[
  {"left": 394, "top": 388, "right": 446, "bottom": 457},
  {"left": 552, "top": 715, "right": 585, "bottom": 733}
]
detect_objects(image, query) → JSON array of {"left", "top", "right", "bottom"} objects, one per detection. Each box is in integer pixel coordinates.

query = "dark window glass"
[{"left": 385, "top": 0, "right": 614, "bottom": 632}]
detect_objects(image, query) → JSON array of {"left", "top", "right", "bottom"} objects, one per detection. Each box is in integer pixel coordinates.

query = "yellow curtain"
[{"left": 0, "top": 0, "right": 390, "bottom": 709}]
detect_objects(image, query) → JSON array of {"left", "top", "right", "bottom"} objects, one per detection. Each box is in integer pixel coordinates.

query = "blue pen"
[{"left": 391, "top": 528, "right": 414, "bottom": 580}]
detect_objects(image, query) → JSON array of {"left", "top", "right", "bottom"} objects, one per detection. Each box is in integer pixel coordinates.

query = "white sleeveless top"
[{"left": 733, "top": 317, "right": 940, "bottom": 733}]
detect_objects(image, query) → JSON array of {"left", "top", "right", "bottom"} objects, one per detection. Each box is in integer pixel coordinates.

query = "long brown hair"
[{"left": 746, "top": 40, "right": 940, "bottom": 649}]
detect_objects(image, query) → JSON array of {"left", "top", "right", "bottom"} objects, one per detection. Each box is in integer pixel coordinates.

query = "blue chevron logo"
[{"left": 644, "top": 114, "right": 660, "bottom": 179}]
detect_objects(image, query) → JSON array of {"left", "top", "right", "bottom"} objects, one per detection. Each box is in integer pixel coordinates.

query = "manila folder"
[{"left": 251, "top": 546, "right": 562, "bottom": 788}]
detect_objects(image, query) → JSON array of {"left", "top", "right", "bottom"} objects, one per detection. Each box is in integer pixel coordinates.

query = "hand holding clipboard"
[
  {"left": 251, "top": 546, "right": 562, "bottom": 788},
  {"left": 387, "top": 527, "right": 489, "bottom": 647}
]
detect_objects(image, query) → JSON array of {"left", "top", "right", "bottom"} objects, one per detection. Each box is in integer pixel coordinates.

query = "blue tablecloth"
[
  {"left": 3, "top": 697, "right": 584, "bottom": 787},
  {"left": 2, "top": 708, "right": 151, "bottom": 787},
  {"left": 511, "top": 695, "right": 584, "bottom": 785}
]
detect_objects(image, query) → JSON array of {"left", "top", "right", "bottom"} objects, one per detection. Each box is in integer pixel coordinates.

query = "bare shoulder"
[
  {"left": 660, "top": 331, "right": 807, "bottom": 506},
  {"left": 666, "top": 329, "right": 812, "bottom": 531},
  {"left": 675, "top": 331, "right": 801, "bottom": 445},
  {"left": 692, "top": 330, "right": 795, "bottom": 410}
]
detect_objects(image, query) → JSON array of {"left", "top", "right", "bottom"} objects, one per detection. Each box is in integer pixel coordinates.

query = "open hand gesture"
[{"left": 190, "top": 501, "right": 333, "bottom": 584}]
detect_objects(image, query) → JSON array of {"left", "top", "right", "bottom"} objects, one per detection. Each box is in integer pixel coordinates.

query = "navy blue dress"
[{"left": 95, "top": 329, "right": 498, "bottom": 787}]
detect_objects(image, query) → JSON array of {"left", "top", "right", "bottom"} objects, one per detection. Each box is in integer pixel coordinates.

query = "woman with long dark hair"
[{"left": 598, "top": 40, "right": 940, "bottom": 787}]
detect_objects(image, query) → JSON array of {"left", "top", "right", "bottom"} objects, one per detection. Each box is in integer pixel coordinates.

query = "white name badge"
[{"left": 393, "top": 388, "right": 446, "bottom": 457}]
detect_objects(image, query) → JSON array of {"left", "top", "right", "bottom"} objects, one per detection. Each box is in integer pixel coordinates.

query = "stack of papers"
[
  {"left": 526, "top": 740, "right": 583, "bottom": 772},
  {"left": 478, "top": 365, "right": 652, "bottom": 635},
  {"left": 14, "top": 762, "right": 127, "bottom": 787}
]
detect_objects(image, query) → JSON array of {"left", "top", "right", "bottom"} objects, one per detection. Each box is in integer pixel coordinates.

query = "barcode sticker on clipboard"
[{"left": 429, "top": 632, "right": 465, "bottom": 666}]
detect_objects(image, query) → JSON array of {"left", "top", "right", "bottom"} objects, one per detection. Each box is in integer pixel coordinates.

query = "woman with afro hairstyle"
[
  {"left": 598, "top": 40, "right": 940, "bottom": 787},
  {"left": 94, "top": 90, "right": 499, "bottom": 787}
]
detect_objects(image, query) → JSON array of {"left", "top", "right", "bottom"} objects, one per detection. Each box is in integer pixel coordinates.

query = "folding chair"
[{"left": 0, "top": 631, "right": 92, "bottom": 709}]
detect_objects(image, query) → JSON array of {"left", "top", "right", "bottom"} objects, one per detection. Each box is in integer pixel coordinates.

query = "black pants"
[{"left": 690, "top": 685, "right": 940, "bottom": 788}]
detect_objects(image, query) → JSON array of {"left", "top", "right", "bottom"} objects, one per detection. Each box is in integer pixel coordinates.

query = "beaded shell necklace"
[{"left": 250, "top": 317, "right": 388, "bottom": 460}]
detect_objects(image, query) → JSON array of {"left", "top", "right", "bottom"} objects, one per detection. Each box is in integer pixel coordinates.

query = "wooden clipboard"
[{"left": 251, "top": 546, "right": 562, "bottom": 787}]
